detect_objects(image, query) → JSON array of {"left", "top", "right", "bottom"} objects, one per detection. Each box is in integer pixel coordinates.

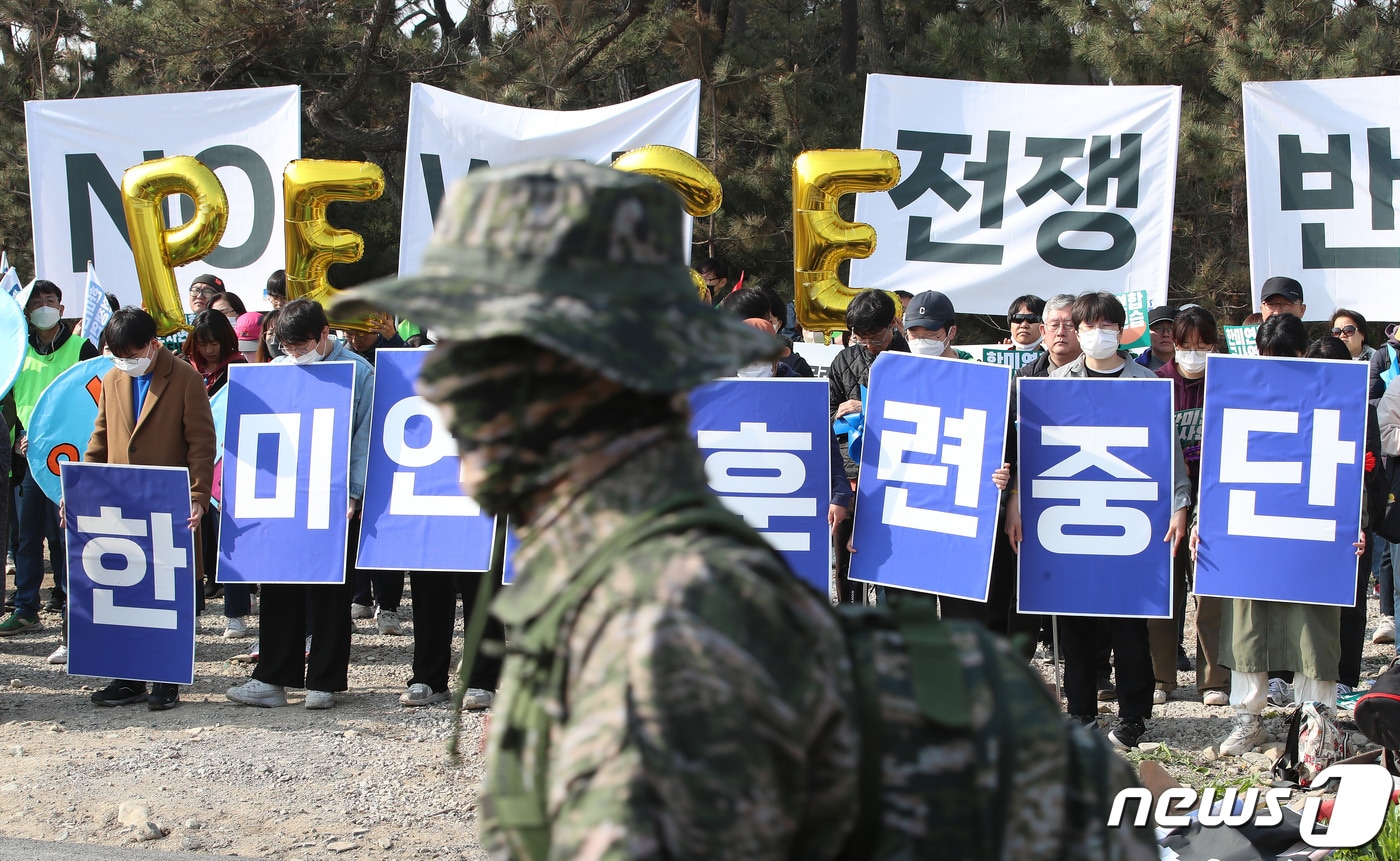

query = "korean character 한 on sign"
[{"left": 76, "top": 506, "right": 184, "bottom": 630}]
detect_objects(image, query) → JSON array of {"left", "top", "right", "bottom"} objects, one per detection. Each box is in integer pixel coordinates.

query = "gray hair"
[{"left": 1044, "top": 294, "right": 1076, "bottom": 315}]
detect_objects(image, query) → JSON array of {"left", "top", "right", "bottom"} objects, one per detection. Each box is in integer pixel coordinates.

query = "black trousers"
[
  {"left": 353, "top": 569, "right": 405, "bottom": 611},
  {"left": 408, "top": 571, "right": 504, "bottom": 693},
  {"left": 1339, "top": 535, "right": 1374, "bottom": 689},
  {"left": 1061, "top": 615, "right": 1153, "bottom": 719},
  {"left": 253, "top": 517, "right": 357, "bottom": 691}
]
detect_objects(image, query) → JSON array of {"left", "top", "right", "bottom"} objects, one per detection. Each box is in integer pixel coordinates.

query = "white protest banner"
[
  {"left": 80, "top": 262, "right": 113, "bottom": 342},
  {"left": 25, "top": 86, "right": 300, "bottom": 310},
  {"left": 1243, "top": 76, "right": 1400, "bottom": 321},
  {"left": 399, "top": 80, "right": 700, "bottom": 276},
  {"left": 853, "top": 75, "right": 1180, "bottom": 314}
]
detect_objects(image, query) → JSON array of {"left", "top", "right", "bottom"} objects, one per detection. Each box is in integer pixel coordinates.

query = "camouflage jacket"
[{"left": 482, "top": 437, "right": 860, "bottom": 861}]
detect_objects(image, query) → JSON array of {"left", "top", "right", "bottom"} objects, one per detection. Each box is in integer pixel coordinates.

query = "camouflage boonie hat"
[{"left": 333, "top": 160, "right": 779, "bottom": 393}]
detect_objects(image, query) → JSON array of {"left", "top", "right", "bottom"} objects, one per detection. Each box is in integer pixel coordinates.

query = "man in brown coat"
[{"left": 84, "top": 307, "right": 217, "bottom": 710}]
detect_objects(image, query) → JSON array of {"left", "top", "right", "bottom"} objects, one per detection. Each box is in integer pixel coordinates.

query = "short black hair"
[
  {"left": 1305, "top": 336, "right": 1351, "bottom": 361},
  {"left": 696, "top": 257, "right": 729, "bottom": 280},
  {"left": 1331, "top": 308, "right": 1368, "bottom": 344},
  {"left": 28, "top": 279, "right": 61, "bottom": 305},
  {"left": 1173, "top": 305, "right": 1218, "bottom": 346},
  {"left": 1070, "top": 291, "right": 1126, "bottom": 329},
  {"left": 718, "top": 287, "right": 773, "bottom": 321},
  {"left": 1008, "top": 294, "right": 1045, "bottom": 320},
  {"left": 275, "top": 298, "right": 328, "bottom": 345},
  {"left": 213, "top": 291, "right": 248, "bottom": 317},
  {"left": 1256, "top": 313, "right": 1308, "bottom": 357},
  {"left": 266, "top": 269, "right": 287, "bottom": 298},
  {"left": 756, "top": 284, "right": 786, "bottom": 323},
  {"left": 845, "top": 289, "right": 895, "bottom": 335},
  {"left": 184, "top": 309, "right": 238, "bottom": 363},
  {"left": 105, "top": 307, "right": 157, "bottom": 354}
]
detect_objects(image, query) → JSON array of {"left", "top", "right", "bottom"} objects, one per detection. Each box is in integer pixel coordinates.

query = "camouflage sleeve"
[{"left": 544, "top": 552, "right": 858, "bottom": 861}]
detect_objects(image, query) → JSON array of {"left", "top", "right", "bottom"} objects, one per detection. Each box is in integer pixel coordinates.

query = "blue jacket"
[{"left": 272, "top": 339, "right": 375, "bottom": 499}]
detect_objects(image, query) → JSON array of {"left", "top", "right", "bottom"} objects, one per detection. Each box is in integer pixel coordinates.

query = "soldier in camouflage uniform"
[{"left": 336, "top": 161, "right": 1153, "bottom": 861}]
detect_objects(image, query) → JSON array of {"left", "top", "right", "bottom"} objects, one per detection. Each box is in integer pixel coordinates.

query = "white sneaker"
[
  {"left": 1267, "top": 677, "right": 1292, "bottom": 706},
  {"left": 1219, "top": 714, "right": 1267, "bottom": 756},
  {"left": 376, "top": 609, "right": 402, "bottom": 636},
  {"left": 304, "top": 690, "right": 334, "bottom": 709},
  {"left": 226, "top": 678, "right": 287, "bottom": 707},
  {"left": 1375, "top": 616, "right": 1396, "bottom": 645},
  {"left": 223, "top": 617, "right": 249, "bottom": 639},
  {"left": 1202, "top": 690, "right": 1230, "bottom": 706},
  {"left": 1152, "top": 688, "right": 1167, "bottom": 705},
  {"left": 350, "top": 602, "right": 374, "bottom": 620},
  {"left": 399, "top": 683, "right": 449, "bottom": 707},
  {"left": 463, "top": 688, "right": 494, "bottom": 710},
  {"left": 47, "top": 644, "right": 67, "bottom": 665}
]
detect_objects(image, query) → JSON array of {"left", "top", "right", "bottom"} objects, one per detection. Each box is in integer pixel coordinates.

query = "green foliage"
[{"left": 1334, "top": 801, "right": 1400, "bottom": 860}]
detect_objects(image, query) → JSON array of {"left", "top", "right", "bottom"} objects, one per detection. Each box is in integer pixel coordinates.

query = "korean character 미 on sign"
[{"left": 1195, "top": 354, "right": 1366, "bottom": 606}]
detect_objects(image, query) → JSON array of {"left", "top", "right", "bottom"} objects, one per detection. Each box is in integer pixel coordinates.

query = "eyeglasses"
[
  {"left": 1332, "top": 325, "right": 1359, "bottom": 337},
  {"left": 850, "top": 327, "right": 894, "bottom": 349},
  {"left": 281, "top": 338, "right": 319, "bottom": 357},
  {"left": 1150, "top": 324, "right": 1174, "bottom": 336},
  {"left": 1262, "top": 298, "right": 1299, "bottom": 311},
  {"left": 1078, "top": 324, "right": 1122, "bottom": 334},
  {"left": 1043, "top": 321, "right": 1075, "bottom": 332},
  {"left": 188, "top": 287, "right": 217, "bottom": 298},
  {"left": 1009, "top": 313, "right": 1041, "bottom": 325}
]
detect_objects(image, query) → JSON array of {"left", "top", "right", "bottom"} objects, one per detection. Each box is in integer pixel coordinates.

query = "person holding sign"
[
  {"left": 1047, "top": 292, "right": 1193, "bottom": 750},
  {"left": 226, "top": 299, "right": 374, "bottom": 711},
  {"left": 84, "top": 307, "right": 216, "bottom": 710},
  {"left": 1, "top": 280, "right": 98, "bottom": 636}
]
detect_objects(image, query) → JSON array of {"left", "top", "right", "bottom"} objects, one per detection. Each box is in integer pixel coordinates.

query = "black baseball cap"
[
  {"left": 1261, "top": 276, "right": 1304, "bottom": 304},
  {"left": 1148, "top": 306, "right": 1178, "bottom": 328},
  {"left": 903, "top": 290, "right": 956, "bottom": 330},
  {"left": 191, "top": 273, "right": 225, "bottom": 292}
]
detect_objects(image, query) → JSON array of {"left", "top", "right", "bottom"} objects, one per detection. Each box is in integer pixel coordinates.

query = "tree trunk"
[
  {"left": 857, "top": 0, "right": 892, "bottom": 73},
  {"left": 840, "top": 0, "right": 858, "bottom": 75}
]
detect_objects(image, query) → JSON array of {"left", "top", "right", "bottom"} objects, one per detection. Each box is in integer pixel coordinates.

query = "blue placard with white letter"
[
  {"left": 218, "top": 362, "right": 353, "bottom": 584},
  {"left": 62, "top": 462, "right": 196, "bottom": 685},
  {"left": 848, "top": 353, "right": 1011, "bottom": 600},
  {"left": 690, "top": 378, "right": 831, "bottom": 593},
  {"left": 1195, "top": 355, "right": 1365, "bottom": 606},
  {"left": 359, "top": 349, "right": 496, "bottom": 572},
  {"left": 1017, "top": 378, "right": 1174, "bottom": 618}
]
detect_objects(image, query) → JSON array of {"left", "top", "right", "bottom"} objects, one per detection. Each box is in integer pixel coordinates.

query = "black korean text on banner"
[
  {"left": 1243, "top": 77, "right": 1400, "bottom": 320},
  {"left": 852, "top": 76, "right": 1180, "bottom": 315}
]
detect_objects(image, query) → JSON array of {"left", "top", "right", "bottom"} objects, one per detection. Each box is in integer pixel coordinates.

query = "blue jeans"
[{"left": 13, "top": 471, "right": 64, "bottom": 617}]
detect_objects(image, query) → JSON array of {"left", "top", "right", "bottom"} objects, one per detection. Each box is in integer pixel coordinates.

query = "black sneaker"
[
  {"left": 148, "top": 684, "right": 179, "bottom": 711},
  {"left": 1096, "top": 677, "right": 1117, "bottom": 701},
  {"left": 1109, "top": 717, "right": 1147, "bottom": 750},
  {"left": 92, "top": 679, "right": 147, "bottom": 706},
  {"left": 203, "top": 583, "right": 223, "bottom": 599},
  {"left": 43, "top": 592, "right": 66, "bottom": 613},
  {"left": 1068, "top": 714, "right": 1099, "bottom": 730},
  {"left": 1176, "top": 649, "right": 1192, "bottom": 673}
]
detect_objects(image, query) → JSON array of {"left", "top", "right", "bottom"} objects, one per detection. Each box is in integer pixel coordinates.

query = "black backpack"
[{"left": 1356, "top": 656, "right": 1400, "bottom": 750}]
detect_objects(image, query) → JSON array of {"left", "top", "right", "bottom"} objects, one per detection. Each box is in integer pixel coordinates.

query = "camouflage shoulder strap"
[{"left": 488, "top": 494, "right": 778, "bottom": 861}]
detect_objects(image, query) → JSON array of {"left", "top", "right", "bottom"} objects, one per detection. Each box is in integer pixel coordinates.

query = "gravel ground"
[
  {"left": 0, "top": 578, "right": 489, "bottom": 861},
  {"left": 0, "top": 573, "right": 1389, "bottom": 857}
]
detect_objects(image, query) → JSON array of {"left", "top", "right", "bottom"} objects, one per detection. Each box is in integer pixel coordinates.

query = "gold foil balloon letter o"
[
  {"left": 792, "top": 150, "right": 900, "bottom": 332},
  {"left": 121, "top": 156, "right": 229, "bottom": 336},
  {"left": 283, "top": 159, "right": 386, "bottom": 332}
]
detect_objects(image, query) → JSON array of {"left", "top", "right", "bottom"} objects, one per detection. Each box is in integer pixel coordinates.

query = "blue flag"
[
  {"left": 848, "top": 353, "right": 1011, "bottom": 600},
  {"left": 81, "top": 262, "right": 113, "bottom": 343},
  {"left": 1195, "top": 355, "right": 1366, "bottom": 606},
  {"left": 218, "top": 362, "right": 354, "bottom": 585},
  {"left": 689, "top": 378, "right": 832, "bottom": 593},
  {"left": 62, "top": 462, "right": 197, "bottom": 685},
  {"left": 1017, "top": 378, "right": 1174, "bottom": 618},
  {"left": 27, "top": 356, "right": 114, "bottom": 503},
  {"left": 0, "top": 291, "right": 26, "bottom": 401},
  {"left": 359, "top": 349, "right": 497, "bottom": 572}
]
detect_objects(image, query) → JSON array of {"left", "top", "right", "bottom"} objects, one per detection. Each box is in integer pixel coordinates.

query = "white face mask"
[
  {"left": 736, "top": 362, "right": 774, "bottom": 378},
  {"left": 1175, "top": 349, "right": 1209, "bottom": 374},
  {"left": 28, "top": 306, "right": 60, "bottom": 330},
  {"left": 908, "top": 337, "right": 947, "bottom": 358},
  {"left": 1013, "top": 334, "right": 1044, "bottom": 351},
  {"left": 290, "top": 342, "right": 324, "bottom": 365},
  {"left": 1077, "top": 329, "right": 1120, "bottom": 361},
  {"left": 112, "top": 346, "right": 153, "bottom": 377}
]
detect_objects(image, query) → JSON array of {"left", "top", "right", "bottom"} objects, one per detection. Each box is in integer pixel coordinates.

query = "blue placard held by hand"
[
  {"left": 1017, "top": 377, "right": 1174, "bottom": 618},
  {"left": 63, "top": 462, "right": 196, "bottom": 685},
  {"left": 1195, "top": 355, "right": 1365, "bottom": 606},
  {"left": 849, "top": 353, "right": 1011, "bottom": 600}
]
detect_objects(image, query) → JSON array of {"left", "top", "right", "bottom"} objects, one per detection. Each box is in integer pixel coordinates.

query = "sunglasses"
[
  {"left": 1331, "top": 325, "right": 1359, "bottom": 336},
  {"left": 1009, "top": 313, "right": 1041, "bottom": 324}
]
